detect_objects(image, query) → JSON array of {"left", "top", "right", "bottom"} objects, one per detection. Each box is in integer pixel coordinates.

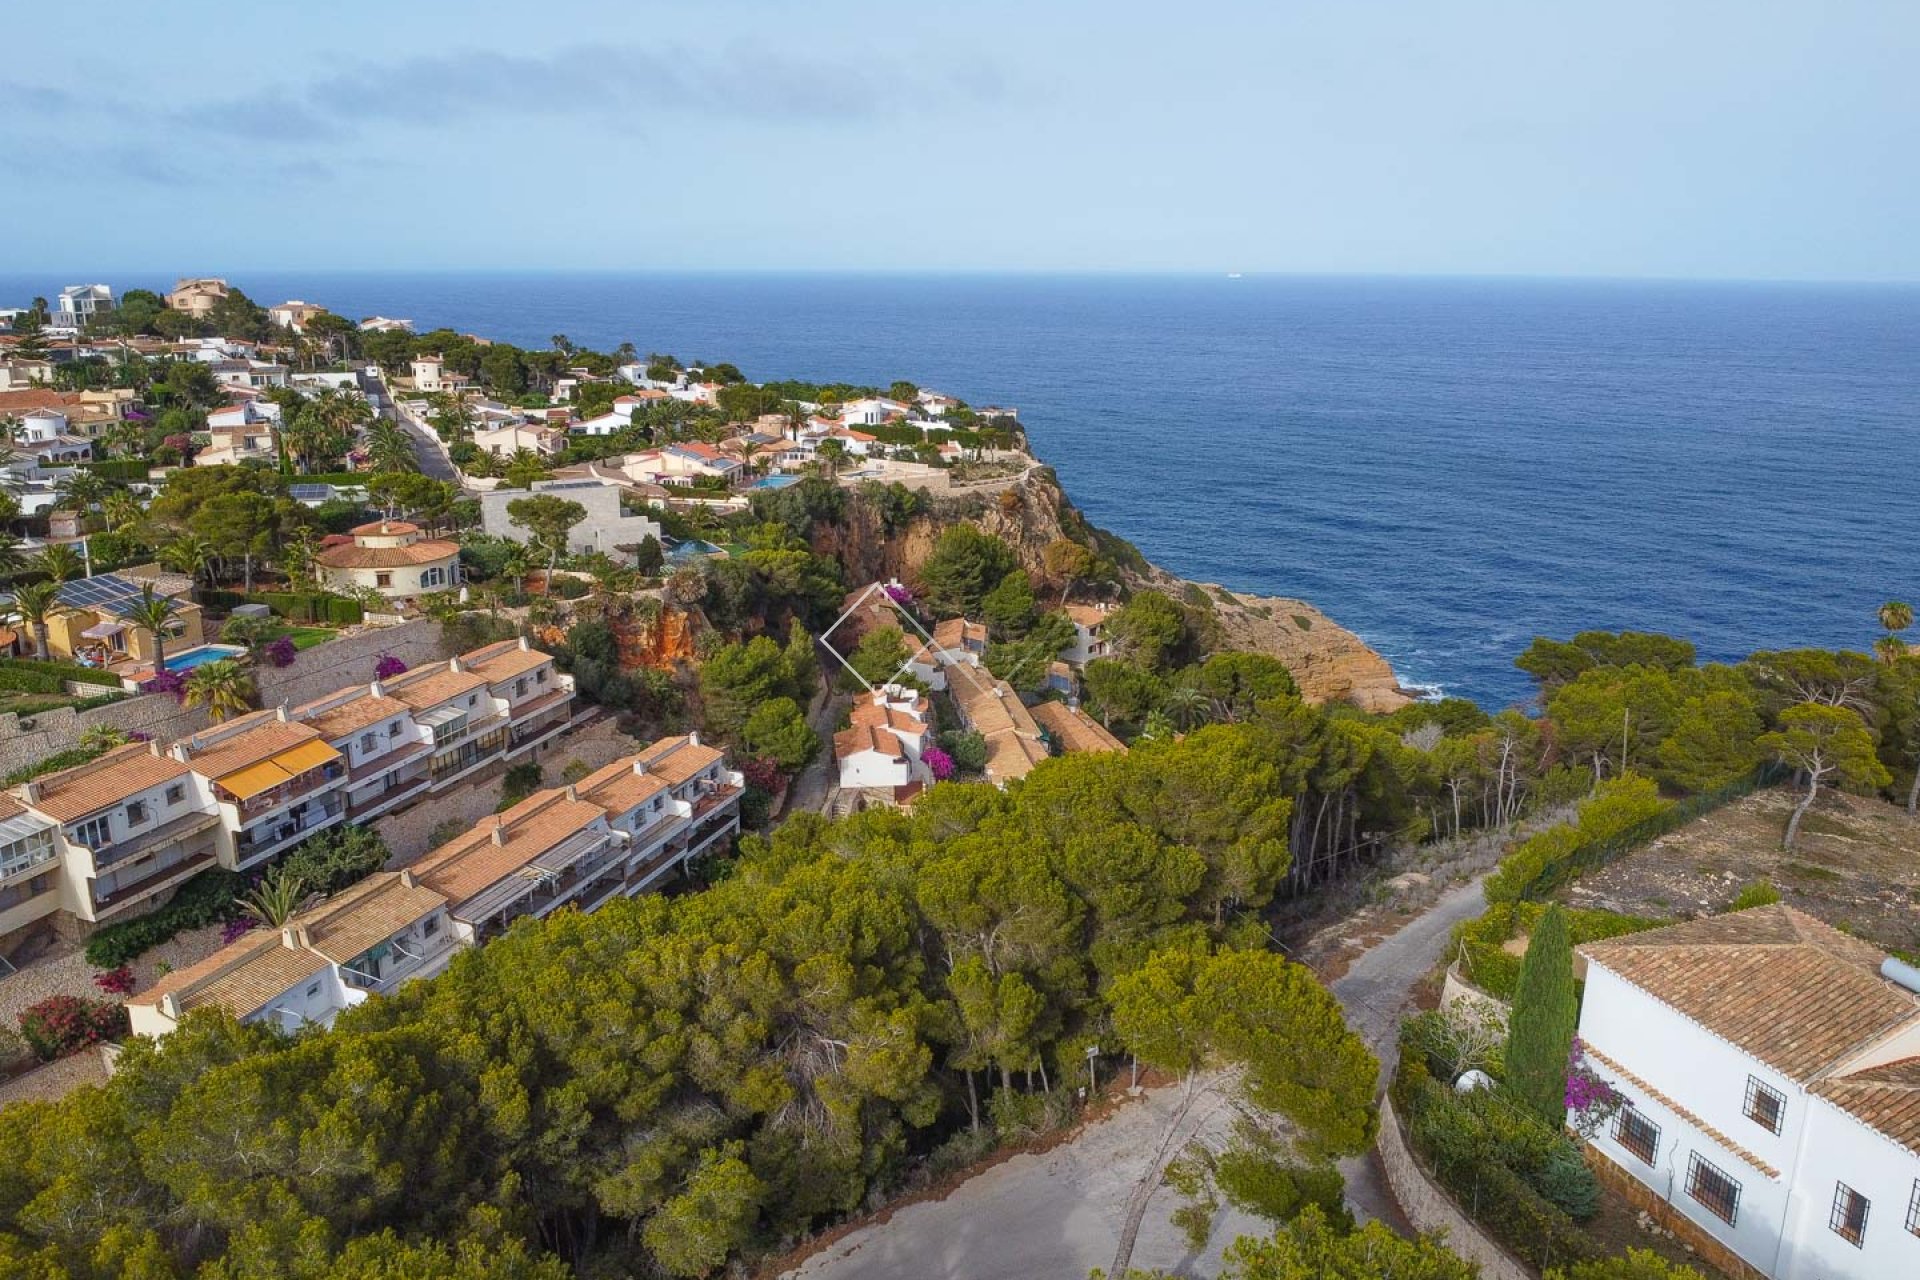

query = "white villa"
[
  {"left": 478, "top": 478, "right": 661, "bottom": 563},
  {"left": 314, "top": 520, "right": 461, "bottom": 602},
  {"left": 1578, "top": 905, "right": 1920, "bottom": 1280}
]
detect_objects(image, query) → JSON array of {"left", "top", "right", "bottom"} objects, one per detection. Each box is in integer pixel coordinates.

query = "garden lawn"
[{"left": 287, "top": 627, "right": 337, "bottom": 650}]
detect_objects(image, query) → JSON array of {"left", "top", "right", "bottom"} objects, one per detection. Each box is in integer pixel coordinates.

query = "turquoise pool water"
[
  {"left": 164, "top": 645, "right": 245, "bottom": 671},
  {"left": 750, "top": 475, "right": 799, "bottom": 490}
]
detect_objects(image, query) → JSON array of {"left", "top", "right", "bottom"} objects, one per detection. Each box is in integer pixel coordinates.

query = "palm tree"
[
  {"left": 100, "top": 419, "right": 145, "bottom": 461},
  {"left": 0, "top": 532, "right": 24, "bottom": 581},
  {"left": 734, "top": 437, "right": 765, "bottom": 481},
  {"left": 1874, "top": 636, "right": 1908, "bottom": 665},
  {"left": 280, "top": 530, "right": 319, "bottom": 589},
  {"left": 1881, "top": 601, "right": 1914, "bottom": 637},
  {"left": 11, "top": 580, "right": 66, "bottom": 659},
  {"left": 241, "top": 871, "right": 307, "bottom": 928},
  {"left": 503, "top": 544, "right": 532, "bottom": 599},
  {"left": 34, "top": 543, "right": 83, "bottom": 583},
  {"left": 101, "top": 491, "right": 142, "bottom": 533},
  {"left": 365, "top": 420, "right": 419, "bottom": 473},
  {"left": 125, "top": 585, "right": 181, "bottom": 673},
  {"left": 54, "top": 467, "right": 109, "bottom": 513},
  {"left": 159, "top": 533, "right": 216, "bottom": 589},
  {"left": 183, "top": 658, "right": 255, "bottom": 722},
  {"left": 1161, "top": 681, "right": 1210, "bottom": 731},
  {"left": 816, "top": 438, "right": 848, "bottom": 481}
]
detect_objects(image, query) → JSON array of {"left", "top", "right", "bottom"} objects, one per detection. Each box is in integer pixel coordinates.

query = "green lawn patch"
[{"left": 287, "top": 627, "right": 337, "bottom": 651}]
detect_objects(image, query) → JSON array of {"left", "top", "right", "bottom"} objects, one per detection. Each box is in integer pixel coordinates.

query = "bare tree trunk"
[
  {"left": 1908, "top": 760, "right": 1919, "bottom": 816},
  {"left": 965, "top": 1069, "right": 979, "bottom": 1132},
  {"left": 1784, "top": 772, "right": 1822, "bottom": 850}
]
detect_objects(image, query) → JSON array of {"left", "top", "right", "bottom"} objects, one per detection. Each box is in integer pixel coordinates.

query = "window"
[
  {"left": 536, "top": 667, "right": 548, "bottom": 684},
  {"left": 165, "top": 783, "right": 185, "bottom": 805},
  {"left": 73, "top": 815, "right": 112, "bottom": 849},
  {"left": 422, "top": 915, "right": 439, "bottom": 937},
  {"left": 1686, "top": 1152, "right": 1741, "bottom": 1225},
  {"left": 1830, "top": 1182, "right": 1869, "bottom": 1246},
  {"left": 375, "top": 572, "right": 392, "bottom": 588},
  {"left": 1907, "top": 1180, "right": 1920, "bottom": 1237},
  {"left": 361, "top": 733, "right": 378, "bottom": 753},
  {"left": 466, "top": 694, "right": 478, "bottom": 707},
  {"left": 1743, "top": 1076, "right": 1785, "bottom": 1134},
  {"left": 1613, "top": 1107, "right": 1660, "bottom": 1166},
  {"left": 515, "top": 678, "right": 528, "bottom": 697},
  {"left": 306, "top": 983, "right": 321, "bottom": 998},
  {"left": 124, "top": 800, "right": 149, "bottom": 826}
]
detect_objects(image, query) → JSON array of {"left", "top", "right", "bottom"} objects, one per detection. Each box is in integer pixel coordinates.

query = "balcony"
[
  {"left": 346, "top": 774, "right": 431, "bottom": 822},
  {"left": 86, "top": 810, "right": 221, "bottom": 875},
  {"left": 235, "top": 797, "right": 346, "bottom": 866},
  {"left": 346, "top": 738, "right": 430, "bottom": 784},
  {"left": 91, "top": 850, "right": 217, "bottom": 920},
  {"left": 230, "top": 764, "right": 347, "bottom": 819}
]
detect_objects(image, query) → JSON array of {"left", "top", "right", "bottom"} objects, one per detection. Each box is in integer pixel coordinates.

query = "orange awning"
[
  {"left": 218, "top": 741, "right": 342, "bottom": 800},
  {"left": 273, "top": 740, "right": 340, "bottom": 775}
]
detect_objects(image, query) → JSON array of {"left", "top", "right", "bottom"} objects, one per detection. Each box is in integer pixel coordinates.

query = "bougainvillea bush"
[
  {"left": 139, "top": 669, "right": 187, "bottom": 701},
  {"left": 374, "top": 653, "right": 409, "bottom": 681},
  {"left": 738, "top": 757, "right": 783, "bottom": 794},
  {"left": 92, "top": 965, "right": 136, "bottom": 996},
  {"left": 264, "top": 636, "right": 298, "bottom": 668},
  {"left": 923, "top": 746, "right": 956, "bottom": 781},
  {"left": 17, "top": 995, "right": 128, "bottom": 1061}
]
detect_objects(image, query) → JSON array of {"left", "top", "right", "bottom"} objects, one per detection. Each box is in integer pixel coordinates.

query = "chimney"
[
  {"left": 564, "top": 784, "right": 578, "bottom": 802},
  {"left": 21, "top": 779, "right": 39, "bottom": 803},
  {"left": 400, "top": 869, "right": 416, "bottom": 889},
  {"left": 275, "top": 703, "right": 289, "bottom": 722},
  {"left": 490, "top": 824, "right": 506, "bottom": 847},
  {"left": 148, "top": 739, "right": 164, "bottom": 757},
  {"left": 370, "top": 679, "right": 384, "bottom": 698},
  {"left": 449, "top": 655, "right": 465, "bottom": 673},
  {"left": 518, "top": 635, "right": 530, "bottom": 652},
  {"left": 687, "top": 731, "right": 700, "bottom": 747}
]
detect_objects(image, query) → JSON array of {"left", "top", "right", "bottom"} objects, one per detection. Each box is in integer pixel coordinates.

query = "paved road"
[
  {"left": 1329, "top": 873, "right": 1490, "bottom": 1228},
  {"left": 372, "top": 376, "right": 458, "bottom": 482},
  {"left": 785, "top": 877, "right": 1494, "bottom": 1280}
]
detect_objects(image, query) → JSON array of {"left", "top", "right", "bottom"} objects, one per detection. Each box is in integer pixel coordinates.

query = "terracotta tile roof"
[
  {"left": 1812, "top": 1057, "right": 1920, "bottom": 1155},
  {"left": 135, "top": 929, "right": 329, "bottom": 1020},
  {"left": 932, "top": 617, "right": 987, "bottom": 650},
  {"left": 574, "top": 755, "right": 670, "bottom": 816},
  {"left": 384, "top": 663, "right": 490, "bottom": 710},
  {"left": 835, "top": 724, "right": 905, "bottom": 762},
  {"left": 953, "top": 677, "right": 1041, "bottom": 740},
  {"left": 1064, "top": 604, "right": 1110, "bottom": 629},
  {"left": 0, "top": 794, "right": 25, "bottom": 820},
  {"left": 463, "top": 640, "right": 549, "bottom": 683},
  {"left": 180, "top": 717, "right": 325, "bottom": 782},
  {"left": 297, "top": 691, "right": 411, "bottom": 740},
  {"left": 1579, "top": 906, "right": 1920, "bottom": 1082},
  {"left": 297, "top": 872, "right": 445, "bottom": 963},
  {"left": 22, "top": 743, "right": 192, "bottom": 822},
  {"left": 1031, "top": 701, "right": 1127, "bottom": 755},
  {"left": 0, "top": 388, "right": 69, "bottom": 415},
  {"left": 412, "top": 790, "right": 605, "bottom": 906},
  {"left": 1584, "top": 1043, "right": 1779, "bottom": 1178},
  {"left": 849, "top": 700, "right": 927, "bottom": 736},
  {"left": 636, "top": 735, "right": 723, "bottom": 786},
  {"left": 983, "top": 730, "right": 1050, "bottom": 782},
  {"left": 315, "top": 538, "right": 460, "bottom": 569},
  {"left": 350, "top": 520, "right": 420, "bottom": 536}
]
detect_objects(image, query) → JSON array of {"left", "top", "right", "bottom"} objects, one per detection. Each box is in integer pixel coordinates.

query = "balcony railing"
[
  {"left": 232, "top": 764, "right": 347, "bottom": 818},
  {"left": 91, "top": 850, "right": 217, "bottom": 918},
  {"left": 236, "top": 797, "right": 346, "bottom": 862},
  {"left": 85, "top": 810, "right": 221, "bottom": 874}
]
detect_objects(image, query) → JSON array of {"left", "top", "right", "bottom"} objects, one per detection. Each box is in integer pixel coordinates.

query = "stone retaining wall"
[
  {"left": 1376, "top": 1096, "right": 1533, "bottom": 1280},
  {"left": 253, "top": 619, "right": 445, "bottom": 710},
  {"left": 1441, "top": 964, "right": 1513, "bottom": 1025},
  {"left": 0, "top": 695, "right": 211, "bottom": 780},
  {"left": 1585, "top": 1149, "right": 1765, "bottom": 1280}
]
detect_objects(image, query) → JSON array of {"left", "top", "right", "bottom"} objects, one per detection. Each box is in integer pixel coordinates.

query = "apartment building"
[
  {"left": 0, "top": 640, "right": 576, "bottom": 960},
  {"left": 126, "top": 869, "right": 454, "bottom": 1037},
  {"left": 170, "top": 711, "right": 348, "bottom": 873}
]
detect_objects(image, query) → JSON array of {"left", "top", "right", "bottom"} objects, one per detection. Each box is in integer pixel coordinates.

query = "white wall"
[
  {"left": 1579, "top": 965, "right": 1798, "bottom": 1273},
  {"left": 839, "top": 750, "right": 910, "bottom": 790},
  {"left": 1778, "top": 1103, "right": 1920, "bottom": 1280}
]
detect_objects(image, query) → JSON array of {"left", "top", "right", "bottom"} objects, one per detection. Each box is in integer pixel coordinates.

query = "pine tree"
[{"left": 1505, "top": 903, "right": 1577, "bottom": 1126}]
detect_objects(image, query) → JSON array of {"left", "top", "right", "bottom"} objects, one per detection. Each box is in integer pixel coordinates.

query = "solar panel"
[
  {"left": 538, "top": 480, "right": 602, "bottom": 491},
  {"left": 58, "top": 575, "right": 139, "bottom": 608},
  {"left": 289, "top": 484, "right": 334, "bottom": 500}
]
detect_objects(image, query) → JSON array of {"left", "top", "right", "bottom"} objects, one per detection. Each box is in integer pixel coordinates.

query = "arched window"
[{"left": 421, "top": 566, "right": 446, "bottom": 589}]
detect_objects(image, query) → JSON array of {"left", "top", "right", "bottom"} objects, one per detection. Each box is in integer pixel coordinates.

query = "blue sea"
[{"left": 11, "top": 272, "right": 1918, "bottom": 709}]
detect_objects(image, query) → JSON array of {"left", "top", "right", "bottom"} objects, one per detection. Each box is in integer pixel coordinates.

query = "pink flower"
[{"left": 923, "top": 746, "right": 955, "bottom": 781}]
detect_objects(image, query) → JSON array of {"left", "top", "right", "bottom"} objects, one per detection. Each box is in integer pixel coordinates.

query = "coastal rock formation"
[
  {"left": 1201, "top": 588, "right": 1412, "bottom": 713},
  {"left": 807, "top": 465, "right": 1411, "bottom": 712}
]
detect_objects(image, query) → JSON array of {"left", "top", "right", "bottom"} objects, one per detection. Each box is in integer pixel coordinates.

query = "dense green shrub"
[
  {"left": 549, "top": 576, "right": 588, "bottom": 600},
  {"left": 200, "top": 589, "right": 363, "bottom": 625},
  {"left": 1730, "top": 878, "right": 1782, "bottom": 910},
  {"left": 83, "top": 868, "right": 245, "bottom": 968},
  {"left": 0, "top": 659, "right": 125, "bottom": 693},
  {"left": 6, "top": 742, "right": 117, "bottom": 786},
  {"left": 1454, "top": 902, "right": 1664, "bottom": 1000},
  {"left": 275, "top": 826, "right": 390, "bottom": 897}
]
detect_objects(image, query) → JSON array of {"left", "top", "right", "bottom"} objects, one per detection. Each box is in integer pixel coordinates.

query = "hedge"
[
  {"left": 0, "top": 659, "right": 126, "bottom": 691},
  {"left": 1392, "top": 1044, "right": 1603, "bottom": 1273},
  {"left": 1453, "top": 902, "right": 1667, "bottom": 1001},
  {"left": 1485, "top": 765, "right": 1783, "bottom": 904},
  {"left": 6, "top": 742, "right": 115, "bottom": 786},
  {"left": 82, "top": 459, "right": 152, "bottom": 482},
  {"left": 82, "top": 868, "right": 245, "bottom": 968},
  {"left": 198, "top": 589, "right": 364, "bottom": 625}
]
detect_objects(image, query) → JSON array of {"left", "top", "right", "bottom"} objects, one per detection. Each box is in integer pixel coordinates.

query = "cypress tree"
[{"left": 1505, "top": 903, "right": 1577, "bottom": 1126}]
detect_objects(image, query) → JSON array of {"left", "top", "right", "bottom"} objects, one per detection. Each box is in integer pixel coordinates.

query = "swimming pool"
[
  {"left": 164, "top": 644, "right": 246, "bottom": 671},
  {"left": 750, "top": 475, "right": 800, "bottom": 490}
]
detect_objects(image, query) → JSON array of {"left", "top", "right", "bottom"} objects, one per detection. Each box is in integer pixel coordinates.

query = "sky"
[{"left": 5, "top": 0, "right": 1916, "bottom": 280}]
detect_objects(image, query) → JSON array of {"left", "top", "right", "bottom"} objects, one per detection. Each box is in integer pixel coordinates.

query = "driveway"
[
  {"left": 784, "top": 876, "right": 1494, "bottom": 1279},
  {"left": 1329, "top": 873, "right": 1489, "bottom": 1228}
]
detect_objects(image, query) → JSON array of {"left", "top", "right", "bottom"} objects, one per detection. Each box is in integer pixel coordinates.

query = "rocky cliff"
[{"left": 812, "top": 466, "right": 1412, "bottom": 712}]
